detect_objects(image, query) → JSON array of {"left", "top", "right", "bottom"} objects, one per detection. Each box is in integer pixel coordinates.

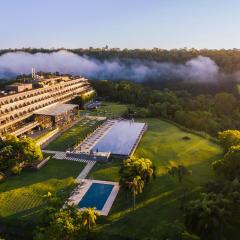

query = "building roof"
[
  {"left": 34, "top": 103, "right": 78, "bottom": 116},
  {"left": 7, "top": 82, "right": 33, "bottom": 87}
]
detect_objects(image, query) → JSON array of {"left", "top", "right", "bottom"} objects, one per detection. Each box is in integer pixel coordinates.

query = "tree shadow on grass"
[
  {"left": 1, "top": 184, "right": 74, "bottom": 226},
  {"left": 97, "top": 160, "right": 219, "bottom": 239}
]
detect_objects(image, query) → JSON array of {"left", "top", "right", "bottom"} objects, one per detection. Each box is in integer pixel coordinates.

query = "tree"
[
  {"left": 80, "top": 207, "right": 100, "bottom": 236},
  {"left": 213, "top": 145, "right": 240, "bottom": 179},
  {"left": 119, "top": 157, "right": 154, "bottom": 211},
  {"left": 0, "top": 145, "right": 15, "bottom": 170},
  {"left": 34, "top": 205, "right": 82, "bottom": 240},
  {"left": 119, "top": 157, "right": 155, "bottom": 189},
  {"left": 43, "top": 191, "right": 53, "bottom": 205},
  {"left": 218, "top": 130, "right": 240, "bottom": 152},
  {"left": 168, "top": 165, "right": 192, "bottom": 183},
  {"left": 0, "top": 135, "right": 21, "bottom": 170},
  {"left": 38, "top": 210, "right": 81, "bottom": 240},
  {"left": 10, "top": 165, "right": 22, "bottom": 175},
  {"left": 181, "top": 231, "right": 200, "bottom": 240},
  {"left": 0, "top": 172, "right": 5, "bottom": 183},
  {"left": 135, "top": 107, "right": 150, "bottom": 118},
  {"left": 184, "top": 193, "right": 231, "bottom": 240},
  {"left": 214, "top": 92, "right": 237, "bottom": 116},
  {"left": 21, "top": 137, "right": 43, "bottom": 164},
  {"left": 0, "top": 135, "right": 43, "bottom": 172},
  {"left": 71, "top": 96, "right": 84, "bottom": 108},
  {"left": 168, "top": 165, "right": 192, "bottom": 210},
  {"left": 127, "top": 176, "right": 144, "bottom": 210}
]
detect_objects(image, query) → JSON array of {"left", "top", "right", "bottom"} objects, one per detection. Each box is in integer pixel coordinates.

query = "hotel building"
[{"left": 0, "top": 75, "right": 95, "bottom": 136}]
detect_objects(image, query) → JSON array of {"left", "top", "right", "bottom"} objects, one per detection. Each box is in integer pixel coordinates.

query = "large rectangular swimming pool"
[
  {"left": 78, "top": 183, "right": 114, "bottom": 210},
  {"left": 92, "top": 120, "right": 145, "bottom": 156}
]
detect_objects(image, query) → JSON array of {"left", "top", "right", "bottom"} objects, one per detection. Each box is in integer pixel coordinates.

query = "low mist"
[{"left": 0, "top": 50, "right": 220, "bottom": 82}]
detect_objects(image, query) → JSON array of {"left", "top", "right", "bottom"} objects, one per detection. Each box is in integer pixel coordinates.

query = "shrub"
[
  {"left": 10, "top": 165, "right": 22, "bottom": 175},
  {"left": 0, "top": 172, "right": 6, "bottom": 183},
  {"left": 182, "top": 231, "right": 200, "bottom": 240},
  {"left": 218, "top": 130, "right": 240, "bottom": 152},
  {"left": 135, "top": 108, "right": 150, "bottom": 118},
  {"left": 212, "top": 144, "right": 240, "bottom": 179},
  {"left": 182, "top": 136, "right": 191, "bottom": 141}
]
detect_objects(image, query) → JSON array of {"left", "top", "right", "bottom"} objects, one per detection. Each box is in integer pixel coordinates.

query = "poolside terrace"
[
  {"left": 66, "top": 179, "right": 119, "bottom": 216},
  {"left": 74, "top": 120, "right": 115, "bottom": 153}
]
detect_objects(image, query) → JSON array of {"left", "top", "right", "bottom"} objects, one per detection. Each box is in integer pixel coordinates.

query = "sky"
[{"left": 0, "top": 0, "right": 239, "bottom": 49}]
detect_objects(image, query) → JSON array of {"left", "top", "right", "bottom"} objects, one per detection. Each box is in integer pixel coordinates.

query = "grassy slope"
[
  {"left": 90, "top": 118, "right": 223, "bottom": 239},
  {"left": 0, "top": 159, "right": 85, "bottom": 224}
]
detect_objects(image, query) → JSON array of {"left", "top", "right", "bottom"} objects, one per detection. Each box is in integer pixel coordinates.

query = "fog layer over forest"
[{"left": 0, "top": 50, "right": 221, "bottom": 82}]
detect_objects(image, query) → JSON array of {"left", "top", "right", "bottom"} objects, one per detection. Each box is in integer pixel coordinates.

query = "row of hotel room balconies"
[
  {"left": 0, "top": 86, "right": 94, "bottom": 125},
  {"left": 0, "top": 88, "right": 94, "bottom": 133},
  {"left": 0, "top": 78, "right": 88, "bottom": 107},
  {"left": 0, "top": 81, "right": 89, "bottom": 114}
]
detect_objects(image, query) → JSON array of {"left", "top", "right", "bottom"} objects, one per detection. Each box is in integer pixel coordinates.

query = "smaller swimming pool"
[{"left": 78, "top": 183, "right": 114, "bottom": 210}]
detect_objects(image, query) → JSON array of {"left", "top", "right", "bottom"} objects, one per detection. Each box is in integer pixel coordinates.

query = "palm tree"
[
  {"left": 43, "top": 191, "right": 52, "bottom": 204},
  {"left": 128, "top": 176, "right": 144, "bottom": 210},
  {"left": 136, "top": 158, "right": 155, "bottom": 183},
  {"left": 80, "top": 207, "right": 100, "bottom": 236},
  {"left": 168, "top": 164, "right": 192, "bottom": 183},
  {"left": 119, "top": 157, "right": 155, "bottom": 189}
]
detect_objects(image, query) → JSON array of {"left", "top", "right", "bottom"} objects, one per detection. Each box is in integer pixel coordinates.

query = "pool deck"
[
  {"left": 74, "top": 120, "right": 116, "bottom": 153},
  {"left": 67, "top": 179, "right": 119, "bottom": 216}
]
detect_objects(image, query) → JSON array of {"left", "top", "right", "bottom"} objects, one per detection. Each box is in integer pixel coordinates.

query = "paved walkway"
[
  {"left": 42, "top": 150, "right": 95, "bottom": 163},
  {"left": 76, "top": 161, "right": 96, "bottom": 181}
]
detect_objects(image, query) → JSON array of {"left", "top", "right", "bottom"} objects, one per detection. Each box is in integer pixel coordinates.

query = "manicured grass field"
[
  {"left": 89, "top": 101, "right": 128, "bottom": 118},
  {"left": 90, "top": 118, "right": 223, "bottom": 239},
  {"left": 0, "top": 100, "right": 224, "bottom": 238},
  {"left": 0, "top": 159, "right": 85, "bottom": 223},
  {"left": 45, "top": 118, "right": 102, "bottom": 151}
]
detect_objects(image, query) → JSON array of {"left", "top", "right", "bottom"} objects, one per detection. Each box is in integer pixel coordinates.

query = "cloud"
[{"left": 0, "top": 50, "right": 220, "bottom": 82}]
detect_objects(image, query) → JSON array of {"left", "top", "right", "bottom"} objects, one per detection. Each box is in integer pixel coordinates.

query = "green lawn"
[
  {"left": 88, "top": 101, "right": 129, "bottom": 118},
  {"left": 0, "top": 159, "right": 85, "bottom": 224},
  {"left": 45, "top": 118, "right": 102, "bottom": 151},
  {"left": 0, "top": 101, "right": 224, "bottom": 238},
  {"left": 90, "top": 118, "right": 223, "bottom": 239}
]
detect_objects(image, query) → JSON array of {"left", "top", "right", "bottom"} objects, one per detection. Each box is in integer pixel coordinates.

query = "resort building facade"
[{"left": 0, "top": 76, "right": 95, "bottom": 136}]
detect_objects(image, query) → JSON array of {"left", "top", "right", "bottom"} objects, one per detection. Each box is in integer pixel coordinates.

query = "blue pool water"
[
  {"left": 78, "top": 183, "right": 114, "bottom": 210},
  {"left": 92, "top": 121, "right": 145, "bottom": 156}
]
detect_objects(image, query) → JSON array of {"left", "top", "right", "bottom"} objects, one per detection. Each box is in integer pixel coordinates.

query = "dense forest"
[
  {"left": 1, "top": 48, "right": 240, "bottom": 95},
  {"left": 92, "top": 79, "right": 240, "bottom": 240},
  {"left": 92, "top": 80, "right": 240, "bottom": 137}
]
